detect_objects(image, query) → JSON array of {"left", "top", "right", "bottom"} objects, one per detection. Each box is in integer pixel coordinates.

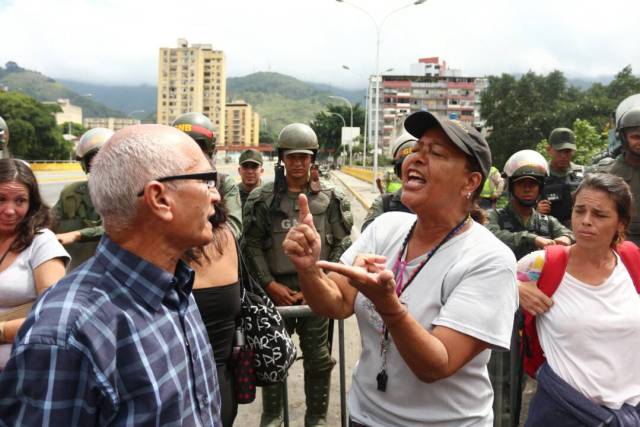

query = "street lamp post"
[
  {"left": 324, "top": 111, "right": 348, "bottom": 163},
  {"left": 336, "top": 0, "right": 427, "bottom": 191},
  {"left": 328, "top": 95, "right": 353, "bottom": 166}
]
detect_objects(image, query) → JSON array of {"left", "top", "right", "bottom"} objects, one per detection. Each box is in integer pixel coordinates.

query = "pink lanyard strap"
[{"left": 392, "top": 215, "right": 469, "bottom": 297}]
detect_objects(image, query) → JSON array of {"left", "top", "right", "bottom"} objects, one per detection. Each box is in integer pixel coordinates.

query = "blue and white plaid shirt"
[{"left": 0, "top": 236, "right": 221, "bottom": 426}]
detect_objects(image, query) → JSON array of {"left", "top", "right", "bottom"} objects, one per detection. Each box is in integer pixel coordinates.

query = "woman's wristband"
[{"left": 0, "top": 321, "right": 6, "bottom": 343}]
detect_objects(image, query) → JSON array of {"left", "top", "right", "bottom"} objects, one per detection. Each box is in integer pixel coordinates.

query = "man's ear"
[{"left": 142, "top": 182, "right": 175, "bottom": 222}]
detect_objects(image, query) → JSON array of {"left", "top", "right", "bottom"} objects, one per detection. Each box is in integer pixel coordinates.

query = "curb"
[{"left": 330, "top": 172, "right": 371, "bottom": 210}]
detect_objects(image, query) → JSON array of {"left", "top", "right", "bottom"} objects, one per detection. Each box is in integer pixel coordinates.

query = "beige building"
[
  {"left": 43, "top": 98, "right": 82, "bottom": 126},
  {"left": 83, "top": 117, "right": 141, "bottom": 131},
  {"left": 157, "top": 38, "right": 226, "bottom": 146},
  {"left": 225, "top": 100, "right": 260, "bottom": 147}
]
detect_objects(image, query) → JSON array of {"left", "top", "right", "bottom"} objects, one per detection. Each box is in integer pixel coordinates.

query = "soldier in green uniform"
[
  {"left": 488, "top": 150, "right": 574, "bottom": 259},
  {"left": 0, "top": 116, "right": 10, "bottom": 159},
  {"left": 237, "top": 148, "right": 264, "bottom": 208},
  {"left": 538, "top": 128, "right": 584, "bottom": 228},
  {"left": 54, "top": 128, "right": 113, "bottom": 270},
  {"left": 243, "top": 123, "right": 353, "bottom": 427},
  {"left": 361, "top": 132, "right": 415, "bottom": 231},
  {"left": 172, "top": 112, "right": 243, "bottom": 237},
  {"left": 486, "top": 149, "right": 573, "bottom": 427},
  {"left": 592, "top": 94, "right": 640, "bottom": 245}
]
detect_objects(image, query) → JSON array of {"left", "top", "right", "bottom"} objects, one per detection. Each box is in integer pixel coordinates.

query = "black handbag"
[{"left": 237, "top": 248, "right": 296, "bottom": 386}]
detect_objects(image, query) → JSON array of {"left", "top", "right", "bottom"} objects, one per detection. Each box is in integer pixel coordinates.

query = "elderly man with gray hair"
[{"left": 0, "top": 125, "right": 223, "bottom": 426}]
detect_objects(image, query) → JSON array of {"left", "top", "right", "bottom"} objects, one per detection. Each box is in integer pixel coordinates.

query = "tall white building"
[{"left": 157, "top": 38, "right": 227, "bottom": 145}]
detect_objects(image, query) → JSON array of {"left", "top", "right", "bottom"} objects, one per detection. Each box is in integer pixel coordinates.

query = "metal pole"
[
  {"left": 329, "top": 96, "right": 354, "bottom": 167},
  {"left": 363, "top": 82, "right": 369, "bottom": 168},
  {"left": 338, "top": 319, "right": 348, "bottom": 427}
]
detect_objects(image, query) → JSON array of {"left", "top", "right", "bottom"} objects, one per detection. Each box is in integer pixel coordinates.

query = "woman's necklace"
[{"left": 376, "top": 214, "right": 470, "bottom": 392}]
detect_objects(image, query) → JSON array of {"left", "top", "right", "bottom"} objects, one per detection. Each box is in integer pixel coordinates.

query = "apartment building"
[
  {"left": 225, "top": 100, "right": 260, "bottom": 147},
  {"left": 371, "top": 57, "right": 487, "bottom": 152},
  {"left": 83, "top": 117, "right": 141, "bottom": 131},
  {"left": 43, "top": 98, "right": 82, "bottom": 125},
  {"left": 157, "top": 38, "right": 226, "bottom": 145}
]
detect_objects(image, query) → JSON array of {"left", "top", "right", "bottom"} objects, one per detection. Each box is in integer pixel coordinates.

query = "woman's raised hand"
[
  {"left": 317, "top": 254, "right": 399, "bottom": 311},
  {"left": 282, "top": 194, "right": 322, "bottom": 270}
]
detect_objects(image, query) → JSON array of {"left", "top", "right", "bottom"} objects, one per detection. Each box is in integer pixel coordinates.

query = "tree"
[
  {"left": 60, "top": 121, "right": 87, "bottom": 138},
  {"left": 0, "top": 91, "right": 73, "bottom": 159},
  {"left": 481, "top": 66, "right": 640, "bottom": 168},
  {"left": 310, "top": 103, "right": 365, "bottom": 155}
]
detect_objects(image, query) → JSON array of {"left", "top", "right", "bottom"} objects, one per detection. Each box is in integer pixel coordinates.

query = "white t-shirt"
[
  {"left": 518, "top": 250, "right": 640, "bottom": 409},
  {"left": 0, "top": 229, "right": 70, "bottom": 368},
  {"left": 341, "top": 212, "right": 518, "bottom": 427}
]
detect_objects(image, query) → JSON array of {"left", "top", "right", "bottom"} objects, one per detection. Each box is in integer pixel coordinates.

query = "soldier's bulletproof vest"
[
  {"left": 602, "top": 158, "right": 640, "bottom": 245},
  {"left": 542, "top": 168, "right": 583, "bottom": 224},
  {"left": 56, "top": 182, "right": 101, "bottom": 233},
  {"left": 382, "top": 192, "right": 412, "bottom": 214},
  {"left": 496, "top": 208, "right": 550, "bottom": 237},
  {"left": 267, "top": 190, "right": 333, "bottom": 276}
]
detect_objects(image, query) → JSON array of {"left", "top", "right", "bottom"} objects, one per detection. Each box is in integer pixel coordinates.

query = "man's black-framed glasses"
[{"left": 136, "top": 171, "right": 217, "bottom": 197}]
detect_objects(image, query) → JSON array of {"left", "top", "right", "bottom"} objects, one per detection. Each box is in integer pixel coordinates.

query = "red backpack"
[{"left": 522, "top": 241, "right": 640, "bottom": 378}]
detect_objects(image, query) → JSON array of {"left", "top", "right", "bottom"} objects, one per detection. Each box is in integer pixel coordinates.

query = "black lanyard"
[{"left": 376, "top": 215, "right": 470, "bottom": 392}]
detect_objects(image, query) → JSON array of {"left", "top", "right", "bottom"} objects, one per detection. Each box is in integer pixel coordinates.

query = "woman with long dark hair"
[{"left": 0, "top": 159, "right": 69, "bottom": 369}]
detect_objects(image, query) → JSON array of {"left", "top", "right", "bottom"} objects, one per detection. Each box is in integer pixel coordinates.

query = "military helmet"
[
  {"left": 76, "top": 127, "right": 114, "bottom": 173},
  {"left": 503, "top": 150, "right": 549, "bottom": 181},
  {"left": 391, "top": 132, "right": 417, "bottom": 178},
  {"left": 615, "top": 94, "right": 640, "bottom": 138},
  {"left": 276, "top": 123, "right": 319, "bottom": 157},
  {"left": 392, "top": 132, "right": 417, "bottom": 159},
  {"left": 0, "top": 116, "right": 8, "bottom": 151},
  {"left": 172, "top": 112, "right": 217, "bottom": 155}
]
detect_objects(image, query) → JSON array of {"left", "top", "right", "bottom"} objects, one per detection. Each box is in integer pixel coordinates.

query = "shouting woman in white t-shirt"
[
  {"left": 282, "top": 111, "right": 518, "bottom": 427},
  {"left": 0, "top": 159, "right": 69, "bottom": 369},
  {"left": 518, "top": 173, "right": 640, "bottom": 425}
]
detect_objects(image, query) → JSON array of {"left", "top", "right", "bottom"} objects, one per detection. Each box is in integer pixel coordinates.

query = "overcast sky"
[{"left": 0, "top": 0, "right": 637, "bottom": 89}]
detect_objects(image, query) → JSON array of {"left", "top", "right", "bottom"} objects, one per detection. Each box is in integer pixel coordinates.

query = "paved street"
[{"left": 35, "top": 165, "right": 379, "bottom": 427}]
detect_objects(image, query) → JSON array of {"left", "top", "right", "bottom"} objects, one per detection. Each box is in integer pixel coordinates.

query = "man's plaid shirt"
[{"left": 0, "top": 236, "right": 221, "bottom": 426}]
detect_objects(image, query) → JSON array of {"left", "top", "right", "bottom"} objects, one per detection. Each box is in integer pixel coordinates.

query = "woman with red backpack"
[{"left": 518, "top": 173, "right": 640, "bottom": 426}]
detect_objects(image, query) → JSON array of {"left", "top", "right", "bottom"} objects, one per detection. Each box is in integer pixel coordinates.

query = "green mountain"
[
  {"left": 0, "top": 62, "right": 124, "bottom": 117},
  {"left": 226, "top": 72, "right": 365, "bottom": 135},
  {"left": 57, "top": 78, "right": 156, "bottom": 120}
]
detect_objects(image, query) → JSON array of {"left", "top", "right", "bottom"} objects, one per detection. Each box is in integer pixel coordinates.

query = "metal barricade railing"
[{"left": 276, "top": 305, "right": 348, "bottom": 427}]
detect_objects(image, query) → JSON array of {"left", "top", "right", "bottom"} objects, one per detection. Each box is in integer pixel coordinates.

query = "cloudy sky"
[{"left": 0, "top": 0, "right": 637, "bottom": 89}]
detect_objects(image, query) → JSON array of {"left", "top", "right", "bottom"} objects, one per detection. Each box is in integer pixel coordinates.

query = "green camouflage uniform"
[
  {"left": 238, "top": 181, "right": 260, "bottom": 209},
  {"left": 218, "top": 173, "right": 243, "bottom": 238},
  {"left": 591, "top": 155, "right": 640, "bottom": 245},
  {"left": 243, "top": 180, "right": 352, "bottom": 427},
  {"left": 53, "top": 180, "right": 103, "bottom": 271},
  {"left": 361, "top": 189, "right": 411, "bottom": 232},
  {"left": 487, "top": 201, "right": 574, "bottom": 260}
]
